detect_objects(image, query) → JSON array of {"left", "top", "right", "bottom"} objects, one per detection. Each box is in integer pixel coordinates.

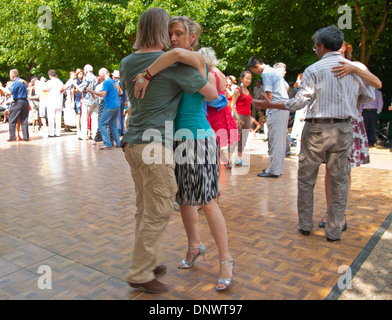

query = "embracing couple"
[{"left": 119, "top": 8, "right": 234, "bottom": 294}]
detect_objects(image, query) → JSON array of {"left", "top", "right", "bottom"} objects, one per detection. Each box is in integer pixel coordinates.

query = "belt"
[
  {"left": 14, "top": 98, "right": 28, "bottom": 101},
  {"left": 305, "top": 118, "right": 350, "bottom": 124},
  {"left": 121, "top": 141, "right": 135, "bottom": 151},
  {"left": 363, "top": 109, "right": 377, "bottom": 111}
]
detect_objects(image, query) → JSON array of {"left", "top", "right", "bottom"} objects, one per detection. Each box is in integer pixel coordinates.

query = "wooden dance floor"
[{"left": 0, "top": 125, "right": 391, "bottom": 300}]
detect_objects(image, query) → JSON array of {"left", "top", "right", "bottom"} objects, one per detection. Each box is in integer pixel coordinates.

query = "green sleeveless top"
[{"left": 174, "top": 86, "right": 214, "bottom": 140}]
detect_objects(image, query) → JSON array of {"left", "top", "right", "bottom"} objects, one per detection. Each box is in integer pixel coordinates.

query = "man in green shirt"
[{"left": 119, "top": 7, "right": 217, "bottom": 294}]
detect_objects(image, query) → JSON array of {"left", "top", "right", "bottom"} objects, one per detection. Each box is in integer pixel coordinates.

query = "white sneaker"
[
  {"left": 234, "top": 158, "right": 248, "bottom": 167},
  {"left": 234, "top": 158, "right": 241, "bottom": 166}
]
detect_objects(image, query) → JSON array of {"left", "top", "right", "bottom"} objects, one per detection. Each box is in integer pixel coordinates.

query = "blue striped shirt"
[{"left": 285, "top": 52, "right": 375, "bottom": 119}]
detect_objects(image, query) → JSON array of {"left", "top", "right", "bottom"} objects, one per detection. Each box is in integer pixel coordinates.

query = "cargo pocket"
[{"left": 150, "top": 163, "right": 177, "bottom": 219}]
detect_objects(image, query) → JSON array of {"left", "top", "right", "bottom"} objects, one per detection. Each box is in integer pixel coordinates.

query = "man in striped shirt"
[{"left": 252, "top": 25, "right": 375, "bottom": 242}]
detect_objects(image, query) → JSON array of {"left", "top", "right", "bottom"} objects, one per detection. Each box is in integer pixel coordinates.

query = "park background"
[{"left": 1, "top": 0, "right": 391, "bottom": 109}]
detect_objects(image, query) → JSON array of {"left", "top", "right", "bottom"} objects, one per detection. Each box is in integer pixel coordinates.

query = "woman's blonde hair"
[
  {"left": 199, "top": 47, "right": 219, "bottom": 66},
  {"left": 133, "top": 8, "right": 170, "bottom": 50},
  {"left": 227, "top": 75, "right": 237, "bottom": 84},
  {"left": 170, "top": 16, "right": 201, "bottom": 50}
]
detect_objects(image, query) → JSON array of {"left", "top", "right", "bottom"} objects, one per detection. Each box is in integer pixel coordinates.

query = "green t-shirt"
[{"left": 119, "top": 51, "right": 207, "bottom": 148}]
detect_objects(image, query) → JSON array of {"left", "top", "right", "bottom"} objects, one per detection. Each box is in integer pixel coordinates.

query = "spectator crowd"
[{"left": 0, "top": 65, "right": 129, "bottom": 148}]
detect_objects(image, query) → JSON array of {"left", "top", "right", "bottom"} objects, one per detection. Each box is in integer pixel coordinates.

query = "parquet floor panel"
[{"left": 0, "top": 127, "right": 391, "bottom": 300}]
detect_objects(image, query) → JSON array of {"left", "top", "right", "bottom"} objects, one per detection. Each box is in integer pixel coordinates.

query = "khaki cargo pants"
[{"left": 123, "top": 142, "right": 177, "bottom": 283}]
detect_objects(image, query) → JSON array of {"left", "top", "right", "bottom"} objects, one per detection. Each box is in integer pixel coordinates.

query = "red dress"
[{"left": 205, "top": 71, "right": 239, "bottom": 147}]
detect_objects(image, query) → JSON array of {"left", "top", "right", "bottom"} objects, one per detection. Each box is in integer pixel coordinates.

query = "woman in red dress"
[{"left": 199, "top": 48, "right": 239, "bottom": 167}]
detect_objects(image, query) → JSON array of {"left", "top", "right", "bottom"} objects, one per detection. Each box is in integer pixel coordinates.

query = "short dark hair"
[
  {"left": 312, "top": 25, "right": 344, "bottom": 51},
  {"left": 247, "top": 57, "right": 264, "bottom": 69},
  {"left": 48, "top": 69, "right": 57, "bottom": 77}
]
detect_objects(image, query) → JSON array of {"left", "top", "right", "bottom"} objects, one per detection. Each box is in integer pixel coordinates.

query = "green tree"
[
  {"left": 353, "top": 0, "right": 392, "bottom": 65},
  {"left": 0, "top": 0, "right": 50, "bottom": 78},
  {"left": 1, "top": 0, "right": 391, "bottom": 101}
]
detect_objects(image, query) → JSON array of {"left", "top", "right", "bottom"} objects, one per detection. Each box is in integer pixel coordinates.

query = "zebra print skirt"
[{"left": 174, "top": 135, "right": 219, "bottom": 206}]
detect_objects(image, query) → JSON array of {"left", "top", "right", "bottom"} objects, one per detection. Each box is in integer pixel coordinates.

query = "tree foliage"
[{"left": 0, "top": 0, "right": 391, "bottom": 98}]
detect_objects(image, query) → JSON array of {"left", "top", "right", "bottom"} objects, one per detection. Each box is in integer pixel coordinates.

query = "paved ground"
[
  {"left": 0, "top": 123, "right": 391, "bottom": 300},
  {"left": 338, "top": 146, "right": 392, "bottom": 300}
]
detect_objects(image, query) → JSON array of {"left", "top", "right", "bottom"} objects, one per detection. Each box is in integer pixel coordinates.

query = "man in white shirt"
[
  {"left": 41, "top": 70, "right": 64, "bottom": 137},
  {"left": 252, "top": 25, "right": 375, "bottom": 242},
  {"left": 76, "top": 64, "right": 99, "bottom": 140},
  {"left": 248, "top": 57, "right": 290, "bottom": 178}
]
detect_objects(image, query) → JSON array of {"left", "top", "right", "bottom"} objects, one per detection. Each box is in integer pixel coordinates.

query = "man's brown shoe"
[
  {"left": 128, "top": 278, "right": 168, "bottom": 293},
  {"left": 153, "top": 265, "right": 167, "bottom": 277}
]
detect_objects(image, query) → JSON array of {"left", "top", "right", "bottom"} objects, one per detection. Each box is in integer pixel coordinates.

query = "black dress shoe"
[
  {"left": 327, "top": 237, "right": 340, "bottom": 242},
  {"left": 128, "top": 278, "right": 168, "bottom": 293},
  {"left": 7, "top": 139, "right": 16, "bottom": 142},
  {"left": 298, "top": 229, "right": 310, "bottom": 236},
  {"left": 257, "top": 172, "right": 279, "bottom": 178}
]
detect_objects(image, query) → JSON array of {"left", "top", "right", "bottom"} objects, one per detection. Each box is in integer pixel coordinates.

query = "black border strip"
[{"left": 325, "top": 211, "right": 392, "bottom": 300}]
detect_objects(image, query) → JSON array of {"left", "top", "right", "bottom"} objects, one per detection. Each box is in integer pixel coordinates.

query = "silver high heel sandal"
[
  {"left": 216, "top": 257, "right": 235, "bottom": 291},
  {"left": 177, "top": 243, "right": 207, "bottom": 269}
]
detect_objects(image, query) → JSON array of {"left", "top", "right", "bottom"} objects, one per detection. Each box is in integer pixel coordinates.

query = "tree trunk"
[
  {"left": 355, "top": 0, "right": 391, "bottom": 66},
  {"left": 25, "top": 58, "right": 36, "bottom": 81}
]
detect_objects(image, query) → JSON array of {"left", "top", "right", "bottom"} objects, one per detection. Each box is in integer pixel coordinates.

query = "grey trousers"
[
  {"left": 266, "top": 110, "right": 289, "bottom": 175},
  {"left": 297, "top": 121, "right": 353, "bottom": 240},
  {"left": 8, "top": 100, "right": 29, "bottom": 140}
]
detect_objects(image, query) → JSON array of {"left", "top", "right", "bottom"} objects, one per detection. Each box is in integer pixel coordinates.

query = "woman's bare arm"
[
  {"left": 332, "top": 61, "right": 382, "bottom": 89},
  {"left": 134, "top": 48, "right": 207, "bottom": 98},
  {"left": 149, "top": 48, "right": 206, "bottom": 77},
  {"left": 231, "top": 89, "right": 244, "bottom": 126},
  {"left": 198, "top": 82, "right": 218, "bottom": 101}
]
